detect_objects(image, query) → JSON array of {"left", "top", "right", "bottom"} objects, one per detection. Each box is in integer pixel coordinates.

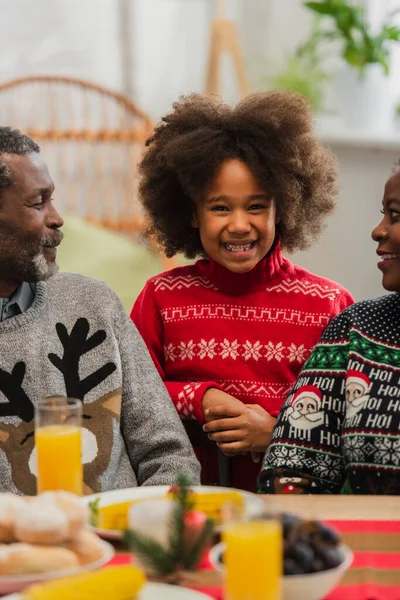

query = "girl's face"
[
  {"left": 372, "top": 169, "right": 400, "bottom": 292},
  {"left": 192, "top": 159, "right": 278, "bottom": 273}
]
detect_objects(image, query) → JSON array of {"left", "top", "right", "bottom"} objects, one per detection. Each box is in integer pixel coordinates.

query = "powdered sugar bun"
[
  {"left": 63, "top": 529, "right": 105, "bottom": 565},
  {"left": 39, "top": 491, "right": 89, "bottom": 539},
  {"left": 0, "top": 543, "right": 78, "bottom": 575},
  {"left": 0, "top": 494, "right": 27, "bottom": 543},
  {"left": 14, "top": 500, "right": 69, "bottom": 545}
]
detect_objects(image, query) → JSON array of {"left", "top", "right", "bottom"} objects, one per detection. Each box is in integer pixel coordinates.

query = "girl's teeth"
[{"left": 225, "top": 242, "right": 254, "bottom": 252}]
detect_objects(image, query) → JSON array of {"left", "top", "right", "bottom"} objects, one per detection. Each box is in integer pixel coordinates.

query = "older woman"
[{"left": 259, "top": 163, "right": 400, "bottom": 495}]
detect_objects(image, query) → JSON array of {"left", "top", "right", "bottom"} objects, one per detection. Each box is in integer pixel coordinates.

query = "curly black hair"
[
  {"left": 139, "top": 91, "right": 338, "bottom": 258},
  {"left": 0, "top": 127, "right": 40, "bottom": 197}
]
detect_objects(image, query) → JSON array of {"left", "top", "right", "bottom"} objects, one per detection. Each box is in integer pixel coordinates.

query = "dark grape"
[
  {"left": 317, "top": 546, "right": 343, "bottom": 570},
  {"left": 284, "top": 558, "right": 306, "bottom": 576},
  {"left": 311, "top": 558, "right": 325, "bottom": 573},
  {"left": 315, "top": 522, "right": 341, "bottom": 545},
  {"left": 291, "top": 543, "right": 315, "bottom": 572},
  {"left": 281, "top": 512, "right": 301, "bottom": 537},
  {"left": 279, "top": 512, "right": 342, "bottom": 576}
]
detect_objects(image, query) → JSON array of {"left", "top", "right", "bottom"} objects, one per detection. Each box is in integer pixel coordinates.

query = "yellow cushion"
[{"left": 57, "top": 216, "right": 163, "bottom": 312}]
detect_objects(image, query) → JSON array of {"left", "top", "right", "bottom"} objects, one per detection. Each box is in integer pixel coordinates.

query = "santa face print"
[
  {"left": 345, "top": 381, "right": 369, "bottom": 419},
  {"left": 287, "top": 392, "right": 325, "bottom": 431},
  {"left": 294, "top": 397, "right": 319, "bottom": 416},
  {"left": 346, "top": 382, "right": 365, "bottom": 406}
]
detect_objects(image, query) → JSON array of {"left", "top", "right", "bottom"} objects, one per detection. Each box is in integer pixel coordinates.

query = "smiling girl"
[{"left": 131, "top": 91, "right": 354, "bottom": 491}]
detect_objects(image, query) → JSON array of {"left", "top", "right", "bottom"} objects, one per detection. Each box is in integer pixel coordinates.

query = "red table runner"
[{"left": 110, "top": 519, "right": 400, "bottom": 600}]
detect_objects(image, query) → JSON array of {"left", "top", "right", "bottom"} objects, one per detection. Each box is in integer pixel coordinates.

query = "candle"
[{"left": 223, "top": 520, "right": 282, "bottom": 600}]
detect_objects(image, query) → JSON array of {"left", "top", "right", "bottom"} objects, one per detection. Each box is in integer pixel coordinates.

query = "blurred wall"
[
  {"left": 255, "top": 0, "right": 400, "bottom": 300},
  {"left": 0, "top": 0, "right": 123, "bottom": 89},
  {"left": 131, "top": 0, "right": 245, "bottom": 119},
  {"left": 1, "top": 0, "right": 399, "bottom": 302},
  {"left": 290, "top": 146, "right": 397, "bottom": 302}
]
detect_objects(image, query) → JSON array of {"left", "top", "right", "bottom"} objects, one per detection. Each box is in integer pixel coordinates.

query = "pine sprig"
[
  {"left": 123, "top": 475, "right": 215, "bottom": 580},
  {"left": 169, "top": 474, "right": 195, "bottom": 512},
  {"left": 167, "top": 503, "right": 185, "bottom": 565},
  {"left": 123, "top": 529, "right": 176, "bottom": 576}
]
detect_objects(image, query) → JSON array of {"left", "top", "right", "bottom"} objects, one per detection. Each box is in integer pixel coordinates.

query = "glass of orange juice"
[
  {"left": 35, "top": 396, "right": 83, "bottom": 495},
  {"left": 222, "top": 509, "right": 282, "bottom": 600}
]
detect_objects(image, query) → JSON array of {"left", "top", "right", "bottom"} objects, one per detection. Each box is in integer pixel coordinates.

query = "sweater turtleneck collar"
[{"left": 195, "top": 238, "right": 287, "bottom": 294}]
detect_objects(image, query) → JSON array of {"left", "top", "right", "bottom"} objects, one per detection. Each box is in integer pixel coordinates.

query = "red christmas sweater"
[{"left": 131, "top": 242, "right": 354, "bottom": 491}]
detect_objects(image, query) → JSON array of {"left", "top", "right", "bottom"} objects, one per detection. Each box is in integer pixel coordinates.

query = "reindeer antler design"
[
  {"left": 48, "top": 318, "right": 116, "bottom": 401},
  {"left": 0, "top": 362, "right": 34, "bottom": 421}
]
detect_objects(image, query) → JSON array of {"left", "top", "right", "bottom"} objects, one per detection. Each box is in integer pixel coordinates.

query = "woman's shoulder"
[
  {"left": 321, "top": 293, "right": 400, "bottom": 339},
  {"left": 340, "top": 293, "right": 399, "bottom": 316}
]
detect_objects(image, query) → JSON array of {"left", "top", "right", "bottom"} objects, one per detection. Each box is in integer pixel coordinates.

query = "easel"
[{"left": 205, "top": 0, "right": 249, "bottom": 99}]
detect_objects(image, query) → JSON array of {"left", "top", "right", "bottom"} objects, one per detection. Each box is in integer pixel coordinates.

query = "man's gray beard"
[{"left": 32, "top": 252, "right": 59, "bottom": 280}]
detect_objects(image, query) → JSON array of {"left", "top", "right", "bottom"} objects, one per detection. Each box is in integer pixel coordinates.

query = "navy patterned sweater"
[{"left": 259, "top": 294, "right": 400, "bottom": 495}]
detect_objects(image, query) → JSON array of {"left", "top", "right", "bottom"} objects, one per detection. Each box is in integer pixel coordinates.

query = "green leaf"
[
  {"left": 88, "top": 498, "right": 100, "bottom": 527},
  {"left": 381, "top": 25, "right": 400, "bottom": 42},
  {"left": 304, "top": 2, "right": 336, "bottom": 16}
]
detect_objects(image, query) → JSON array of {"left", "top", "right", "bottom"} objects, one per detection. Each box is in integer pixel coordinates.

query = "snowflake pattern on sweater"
[{"left": 259, "top": 294, "right": 400, "bottom": 495}]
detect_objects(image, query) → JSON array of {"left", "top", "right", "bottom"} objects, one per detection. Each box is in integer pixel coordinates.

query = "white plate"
[
  {"left": 4, "top": 581, "right": 212, "bottom": 600},
  {"left": 0, "top": 540, "right": 114, "bottom": 596},
  {"left": 83, "top": 485, "right": 265, "bottom": 540}
]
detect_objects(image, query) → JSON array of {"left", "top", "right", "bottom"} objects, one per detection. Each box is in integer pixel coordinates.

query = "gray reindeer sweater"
[{"left": 0, "top": 272, "right": 200, "bottom": 495}]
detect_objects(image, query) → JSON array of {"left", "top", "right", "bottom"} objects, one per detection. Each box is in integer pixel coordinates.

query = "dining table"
[{"left": 109, "top": 494, "right": 400, "bottom": 600}]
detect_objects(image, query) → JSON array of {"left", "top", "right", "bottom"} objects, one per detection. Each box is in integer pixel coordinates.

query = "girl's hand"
[
  {"left": 202, "top": 403, "right": 276, "bottom": 454},
  {"left": 202, "top": 388, "right": 244, "bottom": 422}
]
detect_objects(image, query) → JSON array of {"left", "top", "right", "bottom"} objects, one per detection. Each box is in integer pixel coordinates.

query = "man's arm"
[{"left": 114, "top": 291, "right": 201, "bottom": 485}]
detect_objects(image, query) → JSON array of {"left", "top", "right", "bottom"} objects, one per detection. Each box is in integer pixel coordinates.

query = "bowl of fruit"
[{"left": 209, "top": 513, "right": 353, "bottom": 600}]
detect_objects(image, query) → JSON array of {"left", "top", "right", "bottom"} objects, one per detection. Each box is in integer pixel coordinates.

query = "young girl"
[
  {"left": 131, "top": 91, "right": 354, "bottom": 491},
  {"left": 259, "top": 162, "right": 400, "bottom": 495}
]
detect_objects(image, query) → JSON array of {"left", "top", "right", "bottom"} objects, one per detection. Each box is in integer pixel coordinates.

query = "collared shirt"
[{"left": 0, "top": 282, "right": 36, "bottom": 321}]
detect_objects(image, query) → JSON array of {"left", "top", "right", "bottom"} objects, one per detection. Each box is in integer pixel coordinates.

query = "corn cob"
[
  {"left": 22, "top": 565, "right": 146, "bottom": 600},
  {"left": 99, "top": 491, "right": 244, "bottom": 531}
]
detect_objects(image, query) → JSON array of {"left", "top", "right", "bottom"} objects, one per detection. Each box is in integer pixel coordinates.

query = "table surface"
[
  {"left": 266, "top": 494, "right": 400, "bottom": 521},
  {"left": 112, "top": 494, "right": 400, "bottom": 598}
]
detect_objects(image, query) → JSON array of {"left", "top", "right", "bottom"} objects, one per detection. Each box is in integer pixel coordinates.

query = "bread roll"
[
  {"left": 14, "top": 501, "right": 69, "bottom": 545},
  {"left": 63, "top": 529, "right": 105, "bottom": 565},
  {"left": 0, "top": 543, "right": 78, "bottom": 575},
  {"left": 39, "top": 491, "right": 89, "bottom": 539},
  {"left": 0, "top": 494, "right": 27, "bottom": 543}
]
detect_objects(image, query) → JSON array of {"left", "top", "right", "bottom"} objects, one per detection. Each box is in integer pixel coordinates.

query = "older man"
[{"left": 0, "top": 127, "right": 200, "bottom": 495}]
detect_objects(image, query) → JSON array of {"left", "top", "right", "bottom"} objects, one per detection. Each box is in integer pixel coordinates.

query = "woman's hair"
[{"left": 139, "top": 91, "right": 338, "bottom": 258}]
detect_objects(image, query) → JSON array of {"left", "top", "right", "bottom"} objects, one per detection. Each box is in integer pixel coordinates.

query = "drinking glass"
[
  {"left": 35, "top": 396, "right": 83, "bottom": 495},
  {"left": 222, "top": 505, "right": 282, "bottom": 600}
]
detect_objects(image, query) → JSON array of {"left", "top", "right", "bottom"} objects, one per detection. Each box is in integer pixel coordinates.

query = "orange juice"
[
  {"left": 35, "top": 425, "right": 83, "bottom": 495},
  {"left": 223, "top": 520, "right": 282, "bottom": 600}
]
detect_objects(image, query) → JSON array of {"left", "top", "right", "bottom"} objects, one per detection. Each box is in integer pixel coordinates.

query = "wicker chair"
[{"left": 0, "top": 76, "right": 173, "bottom": 267}]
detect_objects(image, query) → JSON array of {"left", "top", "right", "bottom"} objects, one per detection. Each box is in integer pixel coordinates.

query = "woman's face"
[
  {"left": 192, "top": 159, "right": 278, "bottom": 273},
  {"left": 372, "top": 169, "right": 400, "bottom": 292}
]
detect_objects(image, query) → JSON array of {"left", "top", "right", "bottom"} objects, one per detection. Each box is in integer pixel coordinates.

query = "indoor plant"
[
  {"left": 304, "top": 0, "right": 400, "bottom": 127},
  {"left": 268, "top": 20, "right": 330, "bottom": 113}
]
